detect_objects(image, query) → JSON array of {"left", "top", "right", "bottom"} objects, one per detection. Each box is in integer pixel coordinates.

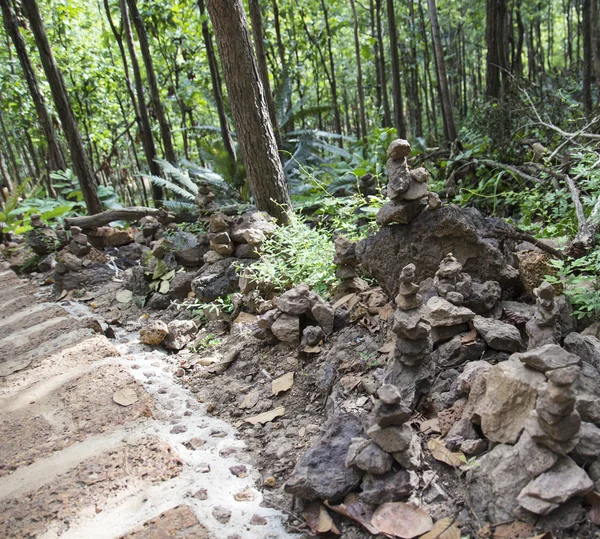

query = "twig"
[{"left": 483, "top": 227, "right": 567, "bottom": 260}]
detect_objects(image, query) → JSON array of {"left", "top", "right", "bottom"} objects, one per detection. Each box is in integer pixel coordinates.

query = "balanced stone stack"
[
  {"left": 333, "top": 236, "right": 369, "bottom": 296},
  {"left": 433, "top": 253, "right": 472, "bottom": 306},
  {"left": 392, "top": 264, "right": 432, "bottom": 366},
  {"left": 519, "top": 344, "right": 583, "bottom": 454},
  {"left": 375, "top": 139, "right": 441, "bottom": 227},
  {"left": 526, "top": 281, "right": 560, "bottom": 349},
  {"left": 195, "top": 183, "right": 216, "bottom": 211},
  {"left": 69, "top": 226, "right": 92, "bottom": 257}
]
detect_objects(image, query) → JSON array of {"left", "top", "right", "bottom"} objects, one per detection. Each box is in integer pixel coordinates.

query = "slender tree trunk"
[
  {"left": 126, "top": 0, "right": 176, "bottom": 165},
  {"left": 375, "top": 0, "right": 392, "bottom": 127},
  {"left": 486, "top": 0, "right": 509, "bottom": 100},
  {"left": 120, "top": 0, "right": 163, "bottom": 203},
  {"left": 428, "top": 0, "right": 458, "bottom": 142},
  {"left": 198, "top": 0, "right": 236, "bottom": 164},
  {"left": 319, "top": 0, "right": 343, "bottom": 138},
  {"left": 409, "top": 0, "right": 423, "bottom": 137},
  {"left": 0, "top": 108, "right": 21, "bottom": 185},
  {"left": 591, "top": 0, "right": 600, "bottom": 97},
  {"left": 583, "top": 0, "right": 593, "bottom": 119},
  {"left": 248, "top": 0, "right": 282, "bottom": 150},
  {"left": 350, "top": 0, "right": 368, "bottom": 144},
  {"left": 206, "top": 0, "right": 291, "bottom": 224},
  {"left": 0, "top": 0, "right": 66, "bottom": 172},
  {"left": 386, "top": 0, "right": 407, "bottom": 138},
  {"left": 0, "top": 151, "right": 12, "bottom": 192}
]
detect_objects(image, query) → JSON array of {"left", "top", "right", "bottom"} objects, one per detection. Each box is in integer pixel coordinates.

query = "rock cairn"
[
  {"left": 433, "top": 253, "right": 471, "bottom": 305},
  {"left": 255, "top": 284, "right": 334, "bottom": 347},
  {"left": 525, "top": 281, "right": 560, "bottom": 349},
  {"left": 69, "top": 226, "right": 92, "bottom": 257},
  {"left": 375, "top": 139, "right": 441, "bottom": 227},
  {"left": 333, "top": 236, "right": 369, "bottom": 297},
  {"left": 391, "top": 264, "right": 432, "bottom": 367}
]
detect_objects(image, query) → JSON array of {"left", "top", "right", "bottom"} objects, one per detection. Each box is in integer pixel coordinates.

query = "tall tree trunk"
[
  {"left": 591, "top": 0, "right": 600, "bottom": 97},
  {"left": 0, "top": 151, "right": 13, "bottom": 193},
  {"left": 120, "top": 0, "right": 163, "bottom": 203},
  {"left": 206, "top": 0, "right": 291, "bottom": 224},
  {"left": 428, "top": 0, "right": 458, "bottom": 142},
  {"left": 0, "top": 108, "right": 21, "bottom": 185},
  {"left": 248, "top": 0, "right": 282, "bottom": 150},
  {"left": 21, "top": 0, "right": 102, "bottom": 214},
  {"left": 409, "top": 0, "right": 423, "bottom": 137},
  {"left": 350, "top": 0, "right": 368, "bottom": 144},
  {"left": 386, "top": 0, "right": 407, "bottom": 138},
  {"left": 198, "top": 0, "right": 237, "bottom": 164},
  {"left": 0, "top": 0, "right": 66, "bottom": 172},
  {"left": 319, "top": 0, "right": 343, "bottom": 138},
  {"left": 126, "top": 0, "right": 177, "bottom": 166},
  {"left": 375, "top": 0, "right": 392, "bottom": 127},
  {"left": 486, "top": 0, "right": 509, "bottom": 100},
  {"left": 583, "top": 0, "right": 593, "bottom": 119}
]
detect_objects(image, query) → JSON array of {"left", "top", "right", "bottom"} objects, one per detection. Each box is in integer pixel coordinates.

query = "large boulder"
[
  {"left": 285, "top": 414, "right": 364, "bottom": 502},
  {"left": 357, "top": 205, "right": 519, "bottom": 297}
]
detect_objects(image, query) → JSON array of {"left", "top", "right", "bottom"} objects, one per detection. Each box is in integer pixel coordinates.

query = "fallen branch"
[
  {"left": 65, "top": 206, "right": 174, "bottom": 229},
  {"left": 484, "top": 227, "right": 567, "bottom": 260}
]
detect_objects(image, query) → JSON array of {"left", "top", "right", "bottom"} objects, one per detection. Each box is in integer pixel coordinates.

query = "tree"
[
  {"left": 350, "top": 0, "right": 367, "bottom": 143},
  {"left": 428, "top": 0, "right": 458, "bottom": 142},
  {"left": 21, "top": 0, "right": 102, "bottom": 214},
  {"left": 485, "top": 0, "right": 509, "bottom": 101},
  {"left": 206, "top": 0, "right": 290, "bottom": 224},
  {"left": 583, "top": 0, "right": 593, "bottom": 119},
  {"left": 386, "top": 0, "right": 407, "bottom": 138},
  {"left": 0, "top": 0, "right": 66, "bottom": 173}
]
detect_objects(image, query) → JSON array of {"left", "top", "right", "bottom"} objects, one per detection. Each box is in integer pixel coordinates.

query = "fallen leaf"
[
  {"left": 303, "top": 503, "right": 341, "bottom": 535},
  {"left": 303, "top": 345, "right": 322, "bottom": 354},
  {"left": 240, "top": 390, "right": 260, "bottom": 409},
  {"left": 112, "top": 387, "right": 138, "bottom": 406},
  {"left": 524, "top": 534, "right": 553, "bottom": 539},
  {"left": 478, "top": 523, "right": 492, "bottom": 538},
  {"left": 377, "top": 303, "right": 395, "bottom": 319},
  {"left": 419, "top": 418, "right": 441, "bottom": 434},
  {"left": 234, "top": 312, "right": 258, "bottom": 324},
  {"left": 272, "top": 372, "right": 294, "bottom": 395},
  {"left": 420, "top": 517, "right": 461, "bottom": 539},
  {"left": 333, "top": 293, "right": 357, "bottom": 310},
  {"left": 158, "top": 279, "right": 170, "bottom": 294},
  {"left": 233, "top": 489, "right": 254, "bottom": 501},
  {"left": 325, "top": 493, "right": 379, "bottom": 535},
  {"left": 492, "top": 521, "right": 536, "bottom": 538},
  {"left": 371, "top": 502, "right": 433, "bottom": 538},
  {"left": 59, "top": 289, "right": 68, "bottom": 300},
  {"left": 427, "top": 438, "right": 465, "bottom": 468},
  {"left": 340, "top": 375, "right": 362, "bottom": 392},
  {"left": 589, "top": 505, "right": 600, "bottom": 525},
  {"left": 461, "top": 329, "right": 477, "bottom": 345},
  {"left": 378, "top": 339, "right": 395, "bottom": 354},
  {"left": 245, "top": 406, "right": 285, "bottom": 425},
  {"left": 116, "top": 290, "right": 133, "bottom": 303}
]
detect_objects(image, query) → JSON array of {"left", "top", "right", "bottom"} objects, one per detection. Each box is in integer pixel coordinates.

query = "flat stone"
[
  {"left": 425, "top": 297, "right": 475, "bottom": 327},
  {"left": 516, "top": 344, "right": 581, "bottom": 372},
  {"left": 525, "top": 412, "right": 581, "bottom": 455},
  {"left": 348, "top": 440, "right": 393, "bottom": 474},
  {"left": 311, "top": 302, "right": 334, "bottom": 335},
  {"left": 377, "top": 384, "right": 402, "bottom": 404},
  {"left": 571, "top": 422, "right": 600, "bottom": 462},
  {"left": 473, "top": 316, "right": 524, "bottom": 353},
  {"left": 121, "top": 505, "right": 210, "bottom": 538},
  {"left": 392, "top": 308, "right": 430, "bottom": 340},
  {"left": 276, "top": 285, "right": 311, "bottom": 315},
  {"left": 538, "top": 410, "right": 581, "bottom": 441},
  {"left": 375, "top": 401, "right": 411, "bottom": 427},
  {"left": 360, "top": 470, "right": 411, "bottom": 504},
  {"left": 376, "top": 198, "right": 427, "bottom": 226},
  {"left": 367, "top": 424, "right": 413, "bottom": 453},
  {"left": 546, "top": 365, "right": 581, "bottom": 386}
]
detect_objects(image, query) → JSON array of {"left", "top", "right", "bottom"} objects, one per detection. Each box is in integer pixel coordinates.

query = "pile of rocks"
[
  {"left": 526, "top": 282, "right": 560, "bottom": 349},
  {"left": 332, "top": 236, "right": 369, "bottom": 297},
  {"left": 255, "top": 284, "right": 334, "bottom": 347},
  {"left": 375, "top": 139, "right": 441, "bottom": 227}
]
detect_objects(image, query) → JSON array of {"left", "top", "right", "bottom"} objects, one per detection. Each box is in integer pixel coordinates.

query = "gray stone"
[
  {"left": 367, "top": 424, "right": 413, "bottom": 453},
  {"left": 285, "top": 414, "right": 364, "bottom": 502},
  {"left": 311, "top": 302, "right": 335, "bottom": 335},
  {"left": 571, "top": 422, "right": 600, "bottom": 462},
  {"left": 375, "top": 198, "right": 427, "bottom": 226},
  {"left": 525, "top": 411, "right": 581, "bottom": 455},
  {"left": 375, "top": 401, "right": 411, "bottom": 427},
  {"left": 563, "top": 332, "right": 600, "bottom": 367},
  {"left": 574, "top": 361, "right": 600, "bottom": 424},
  {"left": 465, "top": 281, "right": 502, "bottom": 314},
  {"left": 234, "top": 244, "right": 260, "bottom": 259},
  {"left": 392, "top": 434, "right": 423, "bottom": 470},
  {"left": 168, "top": 272, "right": 195, "bottom": 300},
  {"left": 191, "top": 258, "right": 248, "bottom": 302},
  {"left": 392, "top": 307, "right": 430, "bottom": 340},
  {"left": 271, "top": 314, "right": 300, "bottom": 345},
  {"left": 434, "top": 334, "right": 486, "bottom": 367},
  {"left": 387, "top": 139, "right": 411, "bottom": 160},
  {"left": 164, "top": 320, "right": 197, "bottom": 351},
  {"left": 516, "top": 344, "right": 581, "bottom": 372},
  {"left": 377, "top": 384, "right": 402, "bottom": 405},
  {"left": 276, "top": 284, "right": 312, "bottom": 315},
  {"left": 347, "top": 440, "right": 393, "bottom": 474},
  {"left": 360, "top": 470, "right": 411, "bottom": 504},
  {"left": 230, "top": 211, "right": 277, "bottom": 243},
  {"left": 426, "top": 297, "right": 475, "bottom": 326},
  {"left": 301, "top": 325, "right": 325, "bottom": 348},
  {"left": 473, "top": 316, "right": 524, "bottom": 352},
  {"left": 386, "top": 158, "right": 411, "bottom": 198}
]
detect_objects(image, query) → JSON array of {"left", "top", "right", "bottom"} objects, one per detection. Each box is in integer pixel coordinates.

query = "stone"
[
  {"left": 168, "top": 272, "right": 195, "bottom": 300},
  {"left": 473, "top": 316, "right": 524, "bottom": 352},
  {"left": 175, "top": 245, "right": 209, "bottom": 268},
  {"left": 347, "top": 440, "right": 393, "bottom": 474},
  {"left": 285, "top": 413, "right": 364, "bottom": 502},
  {"left": 455, "top": 360, "right": 492, "bottom": 397},
  {"left": 276, "top": 284, "right": 312, "bottom": 315},
  {"left": 376, "top": 198, "right": 427, "bottom": 226},
  {"left": 230, "top": 212, "right": 277, "bottom": 243},
  {"left": 140, "top": 320, "right": 168, "bottom": 346},
  {"left": 571, "top": 422, "right": 600, "bottom": 462},
  {"left": 392, "top": 434, "right": 423, "bottom": 470},
  {"left": 431, "top": 323, "right": 470, "bottom": 344},
  {"left": 546, "top": 365, "right": 581, "bottom": 386},
  {"left": 537, "top": 410, "right": 581, "bottom": 441},
  {"left": 242, "top": 228, "right": 266, "bottom": 246},
  {"left": 377, "top": 384, "right": 402, "bottom": 405},
  {"left": 434, "top": 335, "right": 487, "bottom": 368},
  {"left": 234, "top": 244, "right": 260, "bottom": 259},
  {"left": 574, "top": 361, "right": 600, "bottom": 424},
  {"left": 209, "top": 213, "right": 229, "bottom": 233},
  {"left": 386, "top": 159, "right": 411, "bottom": 198},
  {"left": 38, "top": 253, "right": 56, "bottom": 272},
  {"left": 410, "top": 167, "right": 430, "bottom": 183},
  {"left": 86, "top": 226, "right": 134, "bottom": 248},
  {"left": 387, "top": 139, "right": 411, "bottom": 160},
  {"left": 311, "top": 302, "right": 335, "bottom": 335},
  {"left": 203, "top": 250, "right": 225, "bottom": 265},
  {"left": 191, "top": 258, "right": 248, "bottom": 302},
  {"left": 360, "top": 470, "right": 411, "bottom": 504},
  {"left": 563, "top": 332, "right": 600, "bottom": 367},
  {"left": 478, "top": 358, "right": 545, "bottom": 443},
  {"left": 212, "top": 506, "right": 232, "bottom": 524},
  {"left": 271, "top": 314, "right": 300, "bottom": 345},
  {"left": 334, "top": 236, "right": 358, "bottom": 266},
  {"left": 27, "top": 227, "right": 59, "bottom": 255},
  {"left": 392, "top": 308, "right": 430, "bottom": 340},
  {"left": 402, "top": 180, "right": 429, "bottom": 201},
  {"left": 516, "top": 344, "right": 581, "bottom": 372},
  {"left": 163, "top": 320, "right": 197, "bottom": 351},
  {"left": 210, "top": 241, "right": 233, "bottom": 256},
  {"left": 517, "top": 457, "right": 593, "bottom": 515},
  {"left": 375, "top": 401, "right": 412, "bottom": 427},
  {"left": 146, "top": 293, "right": 170, "bottom": 311},
  {"left": 460, "top": 439, "right": 487, "bottom": 456},
  {"left": 301, "top": 325, "right": 325, "bottom": 347},
  {"left": 525, "top": 412, "right": 581, "bottom": 455},
  {"left": 367, "top": 424, "right": 413, "bottom": 453},
  {"left": 358, "top": 205, "right": 520, "bottom": 297},
  {"left": 54, "top": 262, "right": 114, "bottom": 292},
  {"left": 464, "top": 280, "right": 502, "bottom": 313},
  {"left": 426, "top": 297, "right": 475, "bottom": 326},
  {"left": 257, "top": 309, "right": 280, "bottom": 329},
  {"left": 208, "top": 231, "right": 231, "bottom": 245}
]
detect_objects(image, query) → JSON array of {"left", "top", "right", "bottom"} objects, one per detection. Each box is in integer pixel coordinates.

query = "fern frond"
[
  {"left": 146, "top": 175, "right": 195, "bottom": 200},
  {"left": 154, "top": 158, "right": 198, "bottom": 194},
  {"left": 162, "top": 200, "right": 197, "bottom": 211}
]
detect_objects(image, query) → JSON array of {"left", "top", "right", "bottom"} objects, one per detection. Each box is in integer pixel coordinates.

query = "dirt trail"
[{"left": 0, "top": 263, "right": 293, "bottom": 538}]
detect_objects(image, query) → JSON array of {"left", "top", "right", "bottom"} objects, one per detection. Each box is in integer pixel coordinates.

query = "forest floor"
[{"left": 0, "top": 262, "right": 294, "bottom": 538}]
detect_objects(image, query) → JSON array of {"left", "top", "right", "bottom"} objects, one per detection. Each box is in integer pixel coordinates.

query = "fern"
[
  {"left": 154, "top": 158, "right": 198, "bottom": 194},
  {"left": 162, "top": 200, "right": 197, "bottom": 211},
  {"left": 147, "top": 175, "right": 196, "bottom": 200}
]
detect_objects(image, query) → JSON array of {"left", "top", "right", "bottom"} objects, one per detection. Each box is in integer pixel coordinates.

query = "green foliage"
[
  {"left": 189, "top": 333, "right": 221, "bottom": 353},
  {"left": 546, "top": 251, "right": 600, "bottom": 320},
  {"left": 184, "top": 294, "right": 235, "bottom": 321},
  {"left": 146, "top": 259, "right": 176, "bottom": 294},
  {"left": 243, "top": 213, "right": 337, "bottom": 298}
]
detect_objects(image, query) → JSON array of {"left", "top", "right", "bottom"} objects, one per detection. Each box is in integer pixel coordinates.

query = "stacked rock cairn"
[
  {"left": 525, "top": 281, "right": 560, "bottom": 349},
  {"left": 375, "top": 139, "right": 441, "bottom": 227}
]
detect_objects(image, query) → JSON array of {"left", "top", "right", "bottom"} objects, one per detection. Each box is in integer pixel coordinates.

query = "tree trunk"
[
  {"left": 0, "top": 151, "right": 12, "bottom": 193},
  {"left": 120, "top": 0, "right": 163, "bottom": 203},
  {"left": 21, "top": 0, "right": 103, "bottom": 213},
  {"left": 0, "top": 108, "right": 21, "bottom": 185},
  {"left": 583, "top": 0, "right": 593, "bottom": 119},
  {"left": 197, "top": 0, "right": 237, "bottom": 165},
  {"left": 486, "top": 0, "right": 509, "bottom": 101},
  {"left": 319, "top": 0, "right": 343, "bottom": 138},
  {"left": 206, "top": 0, "right": 291, "bottom": 224},
  {"left": 375, "top": 0, "right": 392, "bottom": 127},
  {"left": 126, "top": 0, "right": 177, "bottom": 166},
  {"left": 0, "top": 0, "right": 66, "bottom": 172},
  {"left": 591, "top": 0, "right": 600, "bottom": 97},
  {"left": 428, "top": 0, "right": 458, "bottom": 142},
  {"left": 248, "top": 0, "right": 282, "bottom": 150},
  {"left": 350, "top": 0, "right": 368, "bottom": 144},
  {"left": 386, "top": 0, "right": 407, "bottom": 138}
]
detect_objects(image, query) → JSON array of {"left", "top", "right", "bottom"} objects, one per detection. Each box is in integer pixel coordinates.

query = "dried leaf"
[
  {"left": 325, "top": 493, "right": 379, "bottom": 535},
  {"left": 524, "top": 534, "right": 553, "bottom": 539},
  {"left": 492, "top": 522, "right": 536, "bottom": 538},
  {"left": 377, "top": 303, "right": 395, "bottom": 319},
  {"left": 427, "top": 438, "right": 465, "bottom": 468},
  {"left": 113, "top": 387, "right": 138, "bottom": 407},
  {"left": 589, "top": 505, "right": 600, "bottom": 525},
  {"left": 116, "top": 290, "right": 133, "bottom": 303},
  {"left": 272, "top": 372, "right": 294, "bottom": 395},
  {"left": 359, "top": 315, "right": 380, "bottom": 333},
  {"left": 371, "top": 502, "right": 433, "bottom": 538},
  {"left": 233, "top": 489, "right": 254, "bottom": 502},
  {"left": 420, "top": 517, "right": 461, "bottom": 539},
  {"left": 303, "top": 345, "right": 322, "bottom": 354},
  {"left": 333, "top": 293, "right": 357, "bottom": 310},
  {"left": 240, "top": 390, "right": 260, "bottom": 409},
  {"left": 478, "top": 523, "right": 492, "bottom": 538},
  {"left": 419, "top": 418, "right": 441, "bottom": 434},
  {"left": 461, "top": 329, "right": 477, "bottom": 345},
  {"left": 378, "top": 339, "right": 395, "bottom": 354},
  {"left": 340, "top": 375, "right": 362, "bottom": 392},
  {"left": 158, "top": 279, "right": 170, "bottom": 294},
  {"left": 233, "top": 312, "right": 258, "bottom": 324},
  {"left": 245, "top": 406, "right": 285, "bottom": 425},
  {"left": 303, "top": 503, "right": 340, "bottom": 535}
]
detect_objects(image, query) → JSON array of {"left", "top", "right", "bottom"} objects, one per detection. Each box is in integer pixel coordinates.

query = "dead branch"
[
  {"left": 64, "top": 206, "right": 174, "bottom": 229},
  {"left": 484, "top": 227, "right": 567, "bottom": 260}
]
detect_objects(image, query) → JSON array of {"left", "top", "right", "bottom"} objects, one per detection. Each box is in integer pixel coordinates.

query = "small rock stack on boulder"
[
  {"left": 255, "top": 284, "right": 334, "bottom": 347},
  {"left": 376, "top": 139, "right": 441, "bottom": 227},
  {"left": 69, "top": 226, "right": 92, "bottom": 257},
  {"left": 333, "top": 236, "right": 369, "bottom": 297},
  {"left": 526, "top": 281, "right": 560, "bottom": 349}
]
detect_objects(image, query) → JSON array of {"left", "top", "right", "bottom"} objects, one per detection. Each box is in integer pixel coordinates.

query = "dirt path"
[{"left": 0, "top": 263, "right": 293, "bottom": 538}]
